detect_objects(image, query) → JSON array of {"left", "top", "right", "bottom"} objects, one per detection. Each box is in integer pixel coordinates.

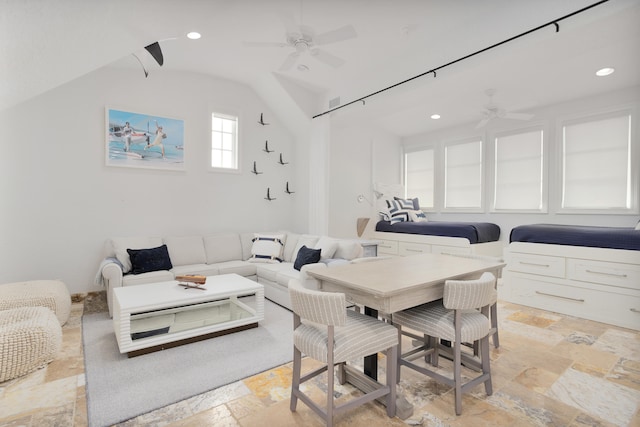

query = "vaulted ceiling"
[{"left": 2, "top": 0, "right": 639, "bottom": 137}]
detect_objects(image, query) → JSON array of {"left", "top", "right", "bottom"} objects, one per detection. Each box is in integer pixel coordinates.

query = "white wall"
[
  {"left": 328, "top": 124, "right": 401, "bottom": 238},
  {"left": 0, "top": 67, "right": 304, "bottom": 294},
  {"left": 402, "top": 87, "right": 640, "bottom": 244}
]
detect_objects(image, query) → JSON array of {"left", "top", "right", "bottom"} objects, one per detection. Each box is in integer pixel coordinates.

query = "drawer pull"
[
  {"left": 585, "top": 269, "right": 628, "bottom": 278},
  {"left": 406, "top": 248, "right": 423, "bottom": 252},
  {"left": 631, "top": 308, "right": 640, "bottom": 314},
  {"left": 535, "top": 291, "right": 585, "bottom": 303},
  {"left": 521, "top": 261, "right": 550, "bottom": 268}
]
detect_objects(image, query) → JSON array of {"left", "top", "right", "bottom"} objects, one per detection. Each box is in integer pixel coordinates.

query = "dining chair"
[
  {"left": 288, "top": 279, "right": 398, "bottom": 427},
  {"left": 442, "top": 252, "right": 503, "bottom": 348},
  {"left": 392, "top": 272, "right": 496, "bottom": 415}
]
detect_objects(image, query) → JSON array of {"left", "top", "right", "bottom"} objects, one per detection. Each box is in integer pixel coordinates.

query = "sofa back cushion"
[
  {"left": 204, "top": 233, "right": 243, "bottom": 264},
  {"left": 163, "top": 236, "right": 206, "bottom": 267},
  {"left": 109, "top": 237, "right": 164, "bottom": 273},
  {"left": 280, "top": 231, "right": 300, "bottom": 262}
]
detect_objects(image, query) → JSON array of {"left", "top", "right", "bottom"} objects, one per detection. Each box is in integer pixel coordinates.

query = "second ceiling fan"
[{"left": 476, "top": 89, "right": 534, "bottom": 128}]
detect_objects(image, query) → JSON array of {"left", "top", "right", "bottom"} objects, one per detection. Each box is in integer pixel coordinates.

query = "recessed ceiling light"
[
  {"left": 430, "top": 114, "right": 441, "bottom": 120},
  {"left": 596, "top": 67, "right": 614, "bottom": 77},
  {"left": 187, "top": 32, "right": 201, "bottom": 40}
]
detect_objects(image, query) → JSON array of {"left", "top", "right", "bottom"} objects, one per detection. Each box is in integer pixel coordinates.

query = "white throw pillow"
[
  {"left": 335, "top": 241, "right": 363, "bottom": 260},
  {"left": 314, "top": 236, "right": 338, "bottom": 259},
  {"left": 409, "top": 210, "right": 428, "bottom": 222},
  {"left": 635, "top": 220, "right": 640, "bottom": 230},
  {"left": 249, "top": 233, "right": 285, "bottom": 263}
]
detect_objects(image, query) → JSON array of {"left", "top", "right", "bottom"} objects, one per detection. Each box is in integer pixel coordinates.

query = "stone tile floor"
[{"left": 1, "top": 291, "right": 639, "bottom": 426}]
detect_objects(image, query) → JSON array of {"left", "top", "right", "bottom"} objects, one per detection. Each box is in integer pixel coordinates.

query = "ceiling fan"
[
  {"left": 243, "top": 12, "right": 357, "bottom": 71},
  {"left": 475, "top": 89, "right": 534, "bottom": 128}
]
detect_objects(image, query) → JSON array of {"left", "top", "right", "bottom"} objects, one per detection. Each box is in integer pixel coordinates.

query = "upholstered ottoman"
[
  {"left": 0, "top": 280, "right": 71, "bottom": 325},
  {"left": 0, "top": 306, "right": 62, "bottom": 383}
]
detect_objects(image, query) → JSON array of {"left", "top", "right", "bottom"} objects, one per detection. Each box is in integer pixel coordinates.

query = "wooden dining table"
[{"left": 308, "top": 252, "right": 505, "bottom": 419}]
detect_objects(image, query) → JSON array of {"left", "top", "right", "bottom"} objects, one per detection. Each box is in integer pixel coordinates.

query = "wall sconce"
[{"left": 357, "top": 190, "right": 384, "bottom": 205}]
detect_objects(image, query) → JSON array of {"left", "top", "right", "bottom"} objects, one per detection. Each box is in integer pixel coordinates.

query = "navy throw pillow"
[
  {"left": 127, "top": 244, "right": 173, "bottom": 274},
  {"left": 293, "top": 245, "right": 322, "bottom": 271}
]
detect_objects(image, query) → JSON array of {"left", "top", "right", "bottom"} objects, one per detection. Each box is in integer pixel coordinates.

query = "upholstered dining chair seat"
[
  {"left": 294, "top": 309, "right": 398, "bottom": 364},
  {"left": 393, "top": 302, "right": 490, "bottom": 344}
]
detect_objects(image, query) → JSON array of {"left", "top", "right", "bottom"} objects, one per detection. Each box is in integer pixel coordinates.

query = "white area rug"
[{"left": 82, "top": 298, "right": 292, "bottom": 427}]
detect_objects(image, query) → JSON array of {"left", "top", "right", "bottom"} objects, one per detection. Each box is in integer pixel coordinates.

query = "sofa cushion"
[
  {"left": 249, "top": 233, "right": 285, "bottom": 263},
  {"left": 255, "top": 263, "right": 293, "bottom": 283},
  {"left": 276, "top": 268, "right": 302, "bottom": 286},
  {"left": 127, "top": 245, "right": 173, "bottom": 274},
  {"left": 215, "top": 260, "right": 257, "bottom": 277},
  {"left": 334, "top": 241, "right": 363, "bottom": 260},
  {"left": 164, "top": 236, "right": 206, "bottom": 267},
  {"left": 111, "top": 237, "right": 163, "bottom": 273},
  {"left": 314, "top": 236, "right": 338, "bottom": 259},
  {"left": 280, "top": 231, "right": 300, "bottom": 262},
  {"left": 171, "top": 264, "right": 220, "bottom": 277},
  {"left": 204, "top": 233, "right": 243, "bottom": 264},
  {"left": 294, "top": 246, "right": 321, "bottom": 271},
  {"left": 123, "top": 270, "right": 174, "bottom": 286}
]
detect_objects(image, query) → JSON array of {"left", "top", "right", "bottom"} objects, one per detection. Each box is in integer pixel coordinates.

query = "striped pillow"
[
  {"left": 249, "top": 234, "right": 285, "bottom": 263},
  {"left": 388, "top": 200, "right": 412, "bottom": 225}
]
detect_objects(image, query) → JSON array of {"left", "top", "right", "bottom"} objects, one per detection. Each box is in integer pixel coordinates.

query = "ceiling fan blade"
[
  {"left": 279, "top": 52, "right": 299, "bottom": 71},
  {"left": 310, "top": 48, "right": 345, "bottom": 68},
  {"left": 503, "top": 112, "right": 534, "bottom": 120},
  {"left": 315, "top": 24, "right": 357, "bottom": 45},
  {"left": 243, "top": 41, "right": 288, "bottom": 48},
  {"left": 475, "top": 117, "right": 491, "bottom": 129}
]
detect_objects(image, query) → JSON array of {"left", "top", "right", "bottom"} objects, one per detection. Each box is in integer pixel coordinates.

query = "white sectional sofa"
[{"left": 100, "top": 231, "right": 364, "bottom": 316}]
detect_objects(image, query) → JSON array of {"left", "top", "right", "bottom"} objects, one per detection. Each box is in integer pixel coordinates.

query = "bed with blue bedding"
[
  {"left": 509, "top": 223, "right": 640, "bottom": 251},
  {"left": 375, "top": 220, "right": 501, "bottom": 244}
]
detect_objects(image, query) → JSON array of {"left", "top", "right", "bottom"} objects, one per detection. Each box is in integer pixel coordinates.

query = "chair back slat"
[
  {"left": 289, "top": 280, "right": 346, "bottom": 326},
  {"left": 443, "top": 272, "right": 496, "bottom": 310}
]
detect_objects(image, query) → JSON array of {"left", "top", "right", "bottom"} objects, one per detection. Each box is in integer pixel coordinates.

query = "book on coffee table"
[{"left": 175, "top": 275, "right": 207, "bottom": 284}]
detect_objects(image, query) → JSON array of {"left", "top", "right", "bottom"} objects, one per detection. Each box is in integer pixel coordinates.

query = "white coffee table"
[{"left": 113, "top": 274, "right": 264, "bottom": 357}]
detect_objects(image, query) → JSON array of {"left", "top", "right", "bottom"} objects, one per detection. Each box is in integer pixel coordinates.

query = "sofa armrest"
[{"left": 101, "top": 261, "right": 123, "bottom": 318}]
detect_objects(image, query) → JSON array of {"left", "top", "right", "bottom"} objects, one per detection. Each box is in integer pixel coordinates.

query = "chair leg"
[
  {"left": 453, "top": 338, "right": 462, "bottom": 416},
  {"left": 290, "top": 347, "right": 302, "bottom": 412},
  {"left": 386, "top": 344, "right": 397, "bottom": 418},
  {"left": 490, "top": 303, "right": 500, "bottom": 348},
  {"left": 481, "top": 335, "right": 493, "bottom": 396},
  {"left": 396, "top": 326, "right": 402, "bottom": 383}
]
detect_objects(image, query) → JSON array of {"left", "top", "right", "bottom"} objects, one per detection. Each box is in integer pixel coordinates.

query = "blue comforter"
[
  {"left": 509, "top": 224, "right": 640, "bottom": 251},
  {"left": 375, "top": 221, "right": 500, "bottom": 244}
]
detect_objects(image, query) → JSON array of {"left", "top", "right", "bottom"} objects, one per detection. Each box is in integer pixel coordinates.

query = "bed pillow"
[
  {"left": 394, "top": 196, "right": 420, "bottom": 210},
  {"left": 293, "top": 245, "right": 322, "bottom": 271},
  {"left": 409, "top": 210, "right": 428, "bottom": 222},
  {"left": 249, "top": 233, "right": 285, "bottom": 263},
  {"left": 126, "top": 244, "right": 173, "bottom": 275},
  {"left": 635, "top": 220, "right": 640, "bottom": 230},
  {"left": 387, "top": 199, "right": 412, "bottom": 225},
  {"left": 388, "top": 198, "right": 415, "bottom": 210}
]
